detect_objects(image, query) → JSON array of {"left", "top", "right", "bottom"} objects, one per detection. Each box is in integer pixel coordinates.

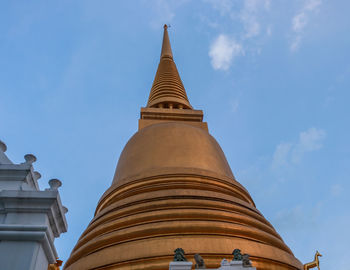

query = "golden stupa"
[{"left": 64, "top": 25, "right": 303, "bottom": 270}]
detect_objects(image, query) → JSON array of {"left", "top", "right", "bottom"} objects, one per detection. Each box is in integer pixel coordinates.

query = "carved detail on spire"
[{"left": 147, "top": 25, "right": 192, "bottom": 109}]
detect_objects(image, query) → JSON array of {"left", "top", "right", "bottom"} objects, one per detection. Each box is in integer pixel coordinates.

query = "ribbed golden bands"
[
  {"left": 64, "top": 123, "right": 303, "bottom": 270},
  {"left": 147, "top": 58, "right": 192, "bottom": 109},
  {"left": 146, "top": 24, "right": 192, "bottom": 109},
  {"left": 64, "top": 173, "right": 301, "bottom": 270}
]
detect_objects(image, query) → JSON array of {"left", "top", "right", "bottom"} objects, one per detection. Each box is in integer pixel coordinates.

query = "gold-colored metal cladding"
[
  {"left": 147, "top": 25, "right": 192, "bottom": 109},
  {"left": 303, "top": 251, "right": 322, "bottom": 270},
  {"left": 64, "top": 26, "right": 303, "bottom": 270}
]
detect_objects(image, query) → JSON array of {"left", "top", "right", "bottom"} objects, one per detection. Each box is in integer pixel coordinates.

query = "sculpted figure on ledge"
[{"left": 174, "top": 248, "right": 187, "bottom": 262}]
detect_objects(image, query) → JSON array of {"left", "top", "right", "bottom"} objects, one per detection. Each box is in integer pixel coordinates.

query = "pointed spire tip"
[{"left": 161, "top": 24, "right": 173, "bottom": 59}]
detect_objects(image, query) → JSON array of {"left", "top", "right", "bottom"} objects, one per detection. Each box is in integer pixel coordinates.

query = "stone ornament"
[
  {"left": 24, "top": 154, "right": 37, "bottom": 164},
  {"left": 232, "top": 249, "right": 243, "bottom": 261},
  {"left": 49, "top": 178, "right": 62, "bottom": 190},
  {"left": 232, "top": 249, "right": 253, "bottom": 268},
  {"left": 173, "top": 248, "right": 187, "bottom": 262},
  {"left": 0, "top": 140, "right": 7, "bottom": 152},
  {"left": 242, "top": 254, "right": 252, "bottom": 267},
  {"left": 34, "top": 171, "right": 42, "bottom": 180},
  {"left": 194, "top": 253, "right": 206, "bottom": 269},
  {"left": 221, "top": 259, "right": 229, "bottom": 266}
]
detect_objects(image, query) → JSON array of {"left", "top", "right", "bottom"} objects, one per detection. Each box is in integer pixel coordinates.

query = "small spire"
[
  {"left": 24, "top": 154, "right": 37, "bottom": 165},
  {"left": 48, "top": 178, "right": 62, "bottom": 190},
  {"left": 161, "top": 24, "right": 173, "bottom": 59},
  {"left": 0, "top": 140, "right": 7, "bottom": 152}
]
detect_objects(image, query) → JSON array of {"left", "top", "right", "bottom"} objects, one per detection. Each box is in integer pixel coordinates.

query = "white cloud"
[
  {"left": 290, "top": 35, "right": 302, "bottom": 52},
  {"left": 205, "top": 0, "right": 271, "bottom": 70},
  {"left": 290, "top": 0, "right": 322, "bottom": 51},
  {"left": 209, "top": 34, "right": 243, "bottom": 70},
  {"left": 298, "top": 127, "right": 326, "bottom": 151},
  {"left": 291, "top": 127, "right": 326, "bottom": 163},
  {"left": 292, "top": 12, "right": 308, "bottom": 32},
  {"left": 272, "top": 127, "right": 326, "bottom": 169},
  {"left": 240, "top": 0, "right": 270, "bottom": 38},
  {"left": 272, "top": 142, "right": 293, "bottom": 169},
  {"left": 304, "top": 0, "right": 322, "bottom": 11}
]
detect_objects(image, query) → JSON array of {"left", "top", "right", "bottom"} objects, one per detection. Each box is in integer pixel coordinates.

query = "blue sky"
[{"left": 1, "top": 1, "right": 349, "bottom": 269}]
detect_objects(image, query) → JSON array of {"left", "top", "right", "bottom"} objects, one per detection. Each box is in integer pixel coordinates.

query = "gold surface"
[
  {"left": 139, "top": 107, "right": 207, "bottom": 131},
  {"left": 112, "top": 123, "right": 235, "bottom": 188},
  {"left": 48, "top": 259, "right": 63, "bottom": 270},
  {"left": 147, "top": 25, "right": 192, "bottom": 109},
  {"left": 64, "top": 26, "right": 303, "bottom": 270},
  {"left": 304, "top": 251, "right": 322, "bottom": 270}
]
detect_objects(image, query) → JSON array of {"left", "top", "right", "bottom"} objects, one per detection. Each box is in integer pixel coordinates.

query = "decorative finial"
[
  {"left": 24, "top": 154, "right": 37, "bottom": 164},
  {"left": 34, "top": 171, "right": 41, "bottom": 180},
  {"left": 161, "top": 23, "right": 173, "bottom": 59},
  {"left": 242, "top": 254, "right": 252, "bottom": 267},
  {"left": 62, "top": 206, "right": 68, "bottom": 214},
  {"left": 0, "top": 140, "right": 7, "bottom": 152},
  {"left": 194, "top": 254, "right": 206, "bottom": 269},
  {"left": 48, "top": 178, "right": 62, "bottom": 190}
]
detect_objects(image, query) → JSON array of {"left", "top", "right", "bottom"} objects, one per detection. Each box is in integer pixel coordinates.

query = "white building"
[
  {"left": 169, "top": 258, "right": 256, "bottom": 270},
  {"left": 0, "top": 140, "right": 68, "bottom": 270}
]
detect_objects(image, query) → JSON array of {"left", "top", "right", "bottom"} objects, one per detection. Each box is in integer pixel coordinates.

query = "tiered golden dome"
[{"left": 64, "top": 25, "right": 303, "bottom": 270}]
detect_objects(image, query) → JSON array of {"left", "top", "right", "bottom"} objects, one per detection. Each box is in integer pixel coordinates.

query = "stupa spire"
[
  {"left": 147, "top": 25, "right": 192, "bottom": 109},
  {"left": 160, "top": 24, "right": 173, "bottom": 59}
]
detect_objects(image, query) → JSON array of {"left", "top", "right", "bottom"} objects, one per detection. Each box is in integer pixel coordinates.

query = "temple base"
[{"left": 169, "top": 260, "right": 256, "bottom": 270}]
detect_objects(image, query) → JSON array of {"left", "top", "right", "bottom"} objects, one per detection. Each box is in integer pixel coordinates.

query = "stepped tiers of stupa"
[{"left": 64, "top": 25, "right": 304, "bottom": 270}]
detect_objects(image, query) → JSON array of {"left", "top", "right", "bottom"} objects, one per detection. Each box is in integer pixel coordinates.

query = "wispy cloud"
[
  {"left": 292, "top": 127, "right": 326, "bottom": 162},
  {"left": 272, "top": 127, "right": 326, "bottom": 169},
  {"left": 205, "top": 0, "right": 271, "bottom": 71},
  {"left": 290, "top": 0, "right": 322, "bottom": 51},
  {"left": 240, "top": 0, "right": 270, "bottom": 38},
  {"left": 209, "top": 34, "right": 243, "bottom": 70},
  {"left": 272, "top": 142, "right": 293, "bottom": 169},
  {"left": 205, "top": 0, "right": 270, "bottom": 39}
]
